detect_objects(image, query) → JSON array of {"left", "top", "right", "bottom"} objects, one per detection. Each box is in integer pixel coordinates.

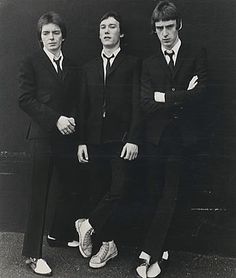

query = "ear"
[
  {"left": 120, "top": 33, "right": 124, "bottom": 38},
  {"left": 178, "top": 20, "right": 183, "bottom": 31}
]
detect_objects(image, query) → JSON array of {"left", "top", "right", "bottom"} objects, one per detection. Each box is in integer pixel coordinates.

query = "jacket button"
[
  {"left": 172, "top": 88, "right": 175, "bottom": 92},
  {"left": 180, "top": 106, "right": 183, "bottom": 110}
]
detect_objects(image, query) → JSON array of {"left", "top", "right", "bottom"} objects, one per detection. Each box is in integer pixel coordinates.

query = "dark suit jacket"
[
  {"left": 18, "top": 49, "right": 79, "bottom": 139},
  {"left": 79, "top": 52, "right": 142, "bottom": 145},
  {"left": 141, "top": 43, "right": 207, "bottom": 145}
]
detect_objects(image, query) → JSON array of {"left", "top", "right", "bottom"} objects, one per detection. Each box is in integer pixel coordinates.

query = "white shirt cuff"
[{"left": 154, "top": 91, "right": 165, "bottom": 102}]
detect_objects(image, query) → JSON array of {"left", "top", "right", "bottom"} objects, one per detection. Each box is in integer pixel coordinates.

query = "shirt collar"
[
  {"left": 161, "top": 38, "right": 181, "bottom": 56},
  {"left": 43, "top": 47, "right": 63, "bottom": 63},
  {"left": 101, "top": 47, "right": 121, "bottom": 60}
]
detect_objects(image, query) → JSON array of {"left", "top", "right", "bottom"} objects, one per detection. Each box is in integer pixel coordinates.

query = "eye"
[
  {"left": 42, "top": 31, "right": 49, "bottom": 35},
  {"left": 156, "top": 26, "right": 163, "bottom": 31},
  {"left": 53, "top": 31, "right": 61, "bottom": 35},
  {"left": 166, "top": 25, "right": 174, "bottom": 30},
  {"left": 109, "top": 24, "right": 116, "bottom": 29},
  {"left": 100, "top": 24, "right": 106, "bottom": 29}
]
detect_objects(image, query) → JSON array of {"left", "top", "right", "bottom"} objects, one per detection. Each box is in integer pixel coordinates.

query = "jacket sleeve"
[
  {"left": 140, "top": 59, "right": 168, "bottom": 114},
  {"left": 77, "top": 67, "right": 89, "bottom": 144},
  {"left": 127, "top": 58, "right": 143, "bottom": 145},
  {"left": 18, "top": 56, "right": 60, "bottom": 132}
]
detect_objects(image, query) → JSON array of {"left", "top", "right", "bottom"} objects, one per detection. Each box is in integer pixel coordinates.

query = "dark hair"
[
  {"left": 99, "top": 11, "right": 124, "bottom": 35},
  {"left": 37, "top": 11, "right": 67, "bottom": 42},
  {"left": 151, "top": 0, "right": 182, "bottom": 33}
]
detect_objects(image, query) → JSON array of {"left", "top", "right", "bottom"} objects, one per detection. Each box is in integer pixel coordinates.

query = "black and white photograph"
[{"left": 0, "top": 0, "right": 235, "bottom": 277}]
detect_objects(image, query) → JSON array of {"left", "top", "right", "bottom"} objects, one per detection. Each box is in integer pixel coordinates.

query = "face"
[
  {"left": 41, "top": 23, "right": 63, "bottom": 54},
  {"left": 155, "top": 20, "right": 179, "bottom": 50},
  {"left": 99, "top": 16, "right": 123, "bottom": 49}
]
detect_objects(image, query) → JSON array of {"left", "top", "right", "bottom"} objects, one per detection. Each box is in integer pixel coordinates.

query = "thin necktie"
[
  {"left": 53, "top": 57, "right": 63, "bottom": 79},
  {"left": 103, "top": 54, "right": 114, "bottom": 80},
  {"left": 102, "top": 54, "right": 114, "bottom": 118},
  {"left": 164, "top": 50, "right": 175, "bottom": 74}
]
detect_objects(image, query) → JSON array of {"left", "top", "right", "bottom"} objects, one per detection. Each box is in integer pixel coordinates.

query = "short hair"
[
  {"left": 99, "top": 11, "right": 124, "bottom": 35},
  {"left": 37, "top": 11, "right": 67, "bottom": 42},
  {"left": 151, "top": 0, "right": 182, "bottom": 33}
]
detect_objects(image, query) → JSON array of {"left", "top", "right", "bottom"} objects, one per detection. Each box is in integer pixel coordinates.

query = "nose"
[
  {"left": 49, "top": 32, "right": 54, "bottom": 40},
  {"left": 162, "top": 27, "right": 168, "bottom": 37},
  {"left": 104, "top": 26, "right": 109, "bottom": 33}
]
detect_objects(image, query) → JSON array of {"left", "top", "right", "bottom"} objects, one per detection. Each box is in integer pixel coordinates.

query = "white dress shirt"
[{"left": 161, "top": 38, "right": 181, "bottom": 65}]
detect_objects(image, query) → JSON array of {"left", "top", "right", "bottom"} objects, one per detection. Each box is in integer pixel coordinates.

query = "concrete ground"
[{"left": 0, "top": 232, "right": 235, "bottom": 278}]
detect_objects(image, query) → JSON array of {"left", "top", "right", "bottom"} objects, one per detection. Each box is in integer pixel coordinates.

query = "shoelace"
[
  {"left": 96, "top": 243, "right": 109, "bottom": 260},
  {"left": 83, "top": 228, "right": 93, "bottom": 247}
]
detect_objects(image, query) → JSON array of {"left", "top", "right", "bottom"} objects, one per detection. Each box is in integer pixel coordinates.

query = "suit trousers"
[
  {"left": 22, "top": 135, "right": 82, "bottom": 258},
  {"left": 142, "top": 122, "right": 183, "bottom": 263},
  {"left": 87, "top": 142, "right": 131, "bottom": 242}
]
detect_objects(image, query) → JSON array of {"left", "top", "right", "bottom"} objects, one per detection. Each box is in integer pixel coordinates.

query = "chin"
[{"left": 103, "top": 43, "right": 114, "bottom": 48}]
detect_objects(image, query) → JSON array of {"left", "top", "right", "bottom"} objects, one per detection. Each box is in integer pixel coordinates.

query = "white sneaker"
[
  {"left": 89, "top": 240, "right": 118, "bottom": 268},
  {"left": 26, "top": 258, "right": 52, "bottom": 276},
  {"left": 147, "top": 262, "right": 161, "bottom": 278},
  {"left": 75, "top": 218, "right": 93, "bottom": 258},
  {"left": 136, "top": 260, "right": 149, "bottom": 278},
  {"left": 162, "top": 251, "right": 169, "bottom": 261}
]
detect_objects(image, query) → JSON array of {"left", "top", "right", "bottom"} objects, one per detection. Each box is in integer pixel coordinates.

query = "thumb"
[
  {"left": 120, "top": 145, "right": 126, "bottom": 158},
  {"left": 69, "top": 117, "right": 75, "bottom": 126}
]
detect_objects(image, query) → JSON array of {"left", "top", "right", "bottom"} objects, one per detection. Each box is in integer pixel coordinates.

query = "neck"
[
  {"left": 50, "top": 49, "right": 61, "bottom": 58},
  {"left": 103, "top": 45, "right": 119, "bottom": 56}
]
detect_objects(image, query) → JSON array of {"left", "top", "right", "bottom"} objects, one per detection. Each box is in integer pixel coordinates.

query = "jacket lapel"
[
  {"left": 156, "top": 48, "right": 172, "bottom": 77},
  {"left": 38, "top": 50, "right": 63, "bottom": 82},
  {"left": 98, "top": 57, "right": 104, "bottom": 81},
  {"left": 172, "top": 44, "right": 186, "bottom": 78},
  {"left": 62, "top": 57, "right": 71, "bottom": 81},
  {"left": 106, "top": 52, "right": 125, "bottom": 79}
]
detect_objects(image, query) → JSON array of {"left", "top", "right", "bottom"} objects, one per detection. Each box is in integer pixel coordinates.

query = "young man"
[
  {"left": 136, "top": 1, "right": 207, "bottom": 277},
  {"left": 76, "top": 11, "right": 142, "bottom": 269},
  {"left": 18, "top": 12, "right": 80, "bottom": 276}
]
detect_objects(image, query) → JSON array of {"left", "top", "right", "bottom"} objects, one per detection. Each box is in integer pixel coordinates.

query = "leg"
[
  {"left": 49, "top": 137, "right": 84, "bottom": 242},
  {"left": 22, "top": 139, "right": 53, "bottom": 259},
  {"left": 142, "top": 125, "right": 182, "bottom": 263},
  {"left": 89, "top": 143, "right": 130, "bottom": 240},
  {"left": 76, "top": 143, "right": 129, "bottom": 267}
]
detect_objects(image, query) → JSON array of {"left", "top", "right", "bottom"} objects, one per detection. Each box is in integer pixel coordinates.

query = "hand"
[
  {"left": 56, "top": 116, "right": 76, "bottom": 135},
  {"left": 187, "top": 75, "right": 198, "bottom": 90},
  {"left": 120, "top": 143, "right": 138, "bottom": 160},
  {"left": 78, "top": 144, "right": 89, "bottom": 163},
  {"left": 154, "top": 91, "right": 165, "bottom": 103}
]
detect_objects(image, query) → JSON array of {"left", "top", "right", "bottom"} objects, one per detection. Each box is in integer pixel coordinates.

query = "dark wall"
[
  {"left": 0, "top": 0, "right": 236, "bottom": 255},
  {"left": 0, "top": 0, "right": 235, "bottom": 152}
]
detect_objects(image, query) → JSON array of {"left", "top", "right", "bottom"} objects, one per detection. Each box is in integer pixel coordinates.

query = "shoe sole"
[
  {"left": 89, "top": 250, "right": 118, "bottom": 269},
  {"left": 75, "top": 219, "right": 91, "bottom": 258}
]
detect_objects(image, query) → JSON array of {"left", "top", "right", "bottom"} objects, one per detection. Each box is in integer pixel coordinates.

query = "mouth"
[{"left": 103, "top": 36, "right": 111, "bottom": 40}]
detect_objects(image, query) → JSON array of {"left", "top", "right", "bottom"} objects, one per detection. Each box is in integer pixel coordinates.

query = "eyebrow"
[
  {"left": 42, "top": 29, "right": 61, "bottom": 33},
  {"left": 100, "top": 23, "right": 117, "bottom": 27},
  {"left": 155, "top": 23, "right": 175, "bottom": 28}
]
